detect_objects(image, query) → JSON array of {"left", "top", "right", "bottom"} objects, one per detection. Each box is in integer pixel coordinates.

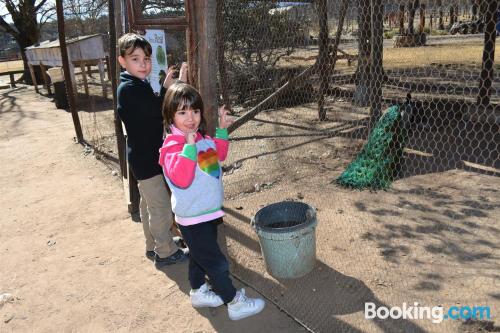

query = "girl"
[{"left": 159, "top": 83, "right": 265, "bottom": 321}]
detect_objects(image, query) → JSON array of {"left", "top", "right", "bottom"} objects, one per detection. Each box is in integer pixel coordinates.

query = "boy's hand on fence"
[
  {"left": 218, "top": 105, "right": 234, "bottom": 129},
  {"left": 179, "top": 62, "right": 188, "bottom": 83},
  {"left": 185, "top": 131, "right": 197, "bottom": 145},
  {"left": 163, "top": 66, "right": 177, "bottom": 89}
]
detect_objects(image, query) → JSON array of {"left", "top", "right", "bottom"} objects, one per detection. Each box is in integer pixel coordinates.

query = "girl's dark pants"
[{"left": 179, "top": 218, "right": 237, "bottom": 303}]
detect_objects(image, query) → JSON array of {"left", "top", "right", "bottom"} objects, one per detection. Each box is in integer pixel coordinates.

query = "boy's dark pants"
[{"left": 179, "top": 218, "right": 237, "bottom": 303}]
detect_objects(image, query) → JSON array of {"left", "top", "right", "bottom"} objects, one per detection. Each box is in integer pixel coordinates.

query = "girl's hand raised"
[
  {"left": 218, "top": 105, "right": 234, "bottom": 129},
  {"left": 179, "top": 62, "right": 188, "bottom": 83},
  {"left": 163, "top": 65, "right": 177, "bottom": 89},
  {"left": 185, "top": 131, "right": 197, "bottom": 145}
]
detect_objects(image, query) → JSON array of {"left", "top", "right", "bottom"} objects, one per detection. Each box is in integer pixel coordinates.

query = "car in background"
[
  {"left": 449, "top": 19, "right": 484, "bottom": 35},
  {"left": 451, "top": 10, "right": 500, "bottom": 35}
]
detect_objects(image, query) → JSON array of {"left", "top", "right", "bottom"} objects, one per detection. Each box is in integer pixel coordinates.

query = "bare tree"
[
  {"left": 63, "top": 0, "right": 107, "bottom": 36},
  {"left": 0, "top": 0, "right": 55, "bottom": 83},
  {"left": 139, "top": 0, "right": 184, "bottom": 16}
]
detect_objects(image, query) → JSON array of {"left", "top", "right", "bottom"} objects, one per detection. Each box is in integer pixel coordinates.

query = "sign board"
[{"left": 144, "top": 29, "right": 168, "bottom": 94}]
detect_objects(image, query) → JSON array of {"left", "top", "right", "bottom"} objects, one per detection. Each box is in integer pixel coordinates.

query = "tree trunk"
[
  {"left": 399, "top": 4, "right": 405, "bottom": 34},
  {"left": 408, "top": 0, "right": 419, "bottom": 35},
  {"left": 476, "top": 0, "right": 497, "bottom": 107},
  {"left": 419, "top": 4, "right": 425, "bottom": 33},
  {"left": 369, "top": 0, "right": 384, "bottom": 122},
  {"left": 354, "top": 0, "right": 372, "bottom": 107},
  {"left": 471, "top": 0, "right": 478, "bottom": 20},
  {"left": 0, "top": 0, "right": 41, "bottom": 85},
  {"left": 317, "top": 0, "right": 329, "bottom": 120},
  {"left": 15, "top": 27, "right": 40, "bottom": 85},
  {"left": 439, "top": 9, "right": 444, "bottom": 29}
]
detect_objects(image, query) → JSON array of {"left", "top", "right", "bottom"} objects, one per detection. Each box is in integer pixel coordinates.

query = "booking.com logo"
[{"left": 365, "top": 302, "right": 491, "bottom": 324}]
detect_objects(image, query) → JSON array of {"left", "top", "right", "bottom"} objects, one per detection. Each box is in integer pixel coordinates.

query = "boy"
[{"left": 117, "top": 33, "right": 187, "bottom": 268}]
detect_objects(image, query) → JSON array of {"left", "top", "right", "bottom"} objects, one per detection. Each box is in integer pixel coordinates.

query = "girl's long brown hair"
[{"left": 162, "top": 83, "right": 207, "bottom": 137}]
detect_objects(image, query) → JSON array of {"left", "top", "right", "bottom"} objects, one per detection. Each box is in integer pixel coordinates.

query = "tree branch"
[
  {"left": 0, "top": 15, "right": 20, "bottom": 38},
  {"left": 34, "top": 0, "right": 49, "bottom": 12},
  {"left": 5, "top": 0, "right": 19, "bottom": 21},
  {"left": 38, "top": 6, "right": 56, "bottom": 26}
]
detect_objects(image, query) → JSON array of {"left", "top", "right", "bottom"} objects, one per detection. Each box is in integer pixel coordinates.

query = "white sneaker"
[
  {"left": 190, "top": 283, "right": 224, "bottom": 308},
  {"left": 227, "top": 289, "right": 265, "bottom": 321}
]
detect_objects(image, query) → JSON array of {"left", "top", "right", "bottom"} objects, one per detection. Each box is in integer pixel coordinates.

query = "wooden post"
[
  {"left": 186, "top": 0, "right": 198, "bottom": 86},
  {"left": 28, "top": 64, "right": 39, "bottom": 93},
  {"left": 80, "top": 62, "right": 90, "bottom": 96},
  {"left": 39, "top": 63, "right": 52, "bottom": 95},
  {"left": 105, "top": 56, "right": 111, "bottom": 80},
  {"left": 56, "top": 0, "right": 84, "bottom": 143},
  {"left": 109, "top": 0, "right": 135, "bottom": 214},
  {"left": 98, "top": 59, "right": 107, "bottom": 98},
  {"left": 9, "top": 73, "right": 16, "bottom": 88},
  {"left": 216, "top": 0, "right": 231, "bottom": 111},
  {"left": 194, "top": 0, "right": 218, "bottom": 136}
]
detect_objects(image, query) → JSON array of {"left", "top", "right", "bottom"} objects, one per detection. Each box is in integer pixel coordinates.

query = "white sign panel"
[{"left": 144, "top": 29, "right": 168, "bottom": 94}]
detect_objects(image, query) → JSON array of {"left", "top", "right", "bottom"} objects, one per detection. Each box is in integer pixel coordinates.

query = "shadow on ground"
[{"left": 222, "top": 208, "right": 428, "bottom": 333}]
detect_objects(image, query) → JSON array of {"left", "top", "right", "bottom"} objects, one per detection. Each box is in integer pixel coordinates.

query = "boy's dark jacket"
[{"left": 117, "top": 72, "right": 165, "bottom": 180}]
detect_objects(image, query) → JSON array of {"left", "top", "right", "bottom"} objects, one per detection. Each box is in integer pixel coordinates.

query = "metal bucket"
[{"left": 252, "top": 201, "right": 317, "bottom": 279}]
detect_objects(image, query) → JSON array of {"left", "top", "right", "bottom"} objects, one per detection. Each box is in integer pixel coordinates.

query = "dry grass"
[
  {"left": 383, "top": 41, "right": 500, "bottom": 69},
  {"left": 0, "top": 60, "right": 24, "bottom": 73},
  {"left": 281, "top": 40, "right": 499, "bottom": 71}
]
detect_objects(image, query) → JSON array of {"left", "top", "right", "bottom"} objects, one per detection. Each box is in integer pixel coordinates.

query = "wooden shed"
[{"left": 25, "top": 34, "right": 109, "bottom": 97}]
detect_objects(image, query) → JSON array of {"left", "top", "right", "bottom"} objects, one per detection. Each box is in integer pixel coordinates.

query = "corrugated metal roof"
[{"left": 25, "top": 34, "right": 103, "bottom": 50}]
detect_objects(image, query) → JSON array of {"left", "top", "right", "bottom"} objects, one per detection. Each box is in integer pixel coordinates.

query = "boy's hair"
[
  {"left": 118, "top": 33, "right": 152, "bottom": 57},
  {"left": 162, "top": 83, "right": 207, "bottom": 137}
]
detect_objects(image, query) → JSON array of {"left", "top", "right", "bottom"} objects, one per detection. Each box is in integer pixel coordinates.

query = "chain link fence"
[{"left": 217, "top": 1, "right": 499, "bottom": 332}]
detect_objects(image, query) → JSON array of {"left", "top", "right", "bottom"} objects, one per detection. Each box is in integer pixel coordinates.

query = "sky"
[{"left": 0, "top": 0, "right": 56, "bottom": 24}]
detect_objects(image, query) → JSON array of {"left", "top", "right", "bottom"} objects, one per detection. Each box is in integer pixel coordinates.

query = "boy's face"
[{"left": 118, "top": 47, "right": 152, "bottom": 81}]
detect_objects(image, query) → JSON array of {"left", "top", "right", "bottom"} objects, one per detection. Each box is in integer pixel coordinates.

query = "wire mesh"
[
  {"left": 25, "top": 0, "right": 498, "bottom": 331},
  {"left": 218, "top": 1, "right": 499, "bottom": 332},
  {"left": 55, "top": 2, "right": 117, "bottom": 166}
]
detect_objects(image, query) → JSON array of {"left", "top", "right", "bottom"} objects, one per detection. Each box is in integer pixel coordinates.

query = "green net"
[{"left": 336, "top": 105, "right": 409, "bottom": 190}]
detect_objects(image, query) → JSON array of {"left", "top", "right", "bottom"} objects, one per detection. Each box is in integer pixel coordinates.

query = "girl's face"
[{"left": 173, "top": 100, "right": 201, "bottom": 133}]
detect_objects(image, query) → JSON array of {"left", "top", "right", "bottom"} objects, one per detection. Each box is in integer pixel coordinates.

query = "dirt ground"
[
  {"left": 0, "top": 86, "right": 305, "bottom": 333},
  {"left": 1, "top": 84, "right": 499, "bottom": 333}
]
